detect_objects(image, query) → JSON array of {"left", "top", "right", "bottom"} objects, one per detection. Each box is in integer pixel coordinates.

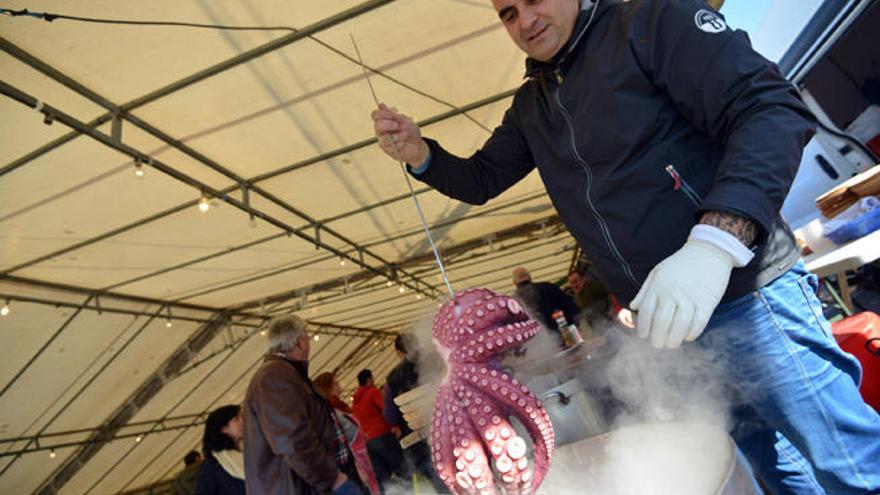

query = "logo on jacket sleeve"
[{"left": 694, "top": 9, "right": 727, "bottom": 33}]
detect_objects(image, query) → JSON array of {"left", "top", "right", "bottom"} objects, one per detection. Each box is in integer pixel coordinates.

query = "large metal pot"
[
  {"left": 537, "top": 421, "right": 759, "bottom": 495},
  {"left": 508, "top": 337, "right": 619, "bottom": 446}
]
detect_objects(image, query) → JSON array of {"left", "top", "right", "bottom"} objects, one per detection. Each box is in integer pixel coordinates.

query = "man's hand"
[
  {"left": 371, "top": 103, "right": 430, "bottom": 166},
  {"left": 616, "top": 308, "right": 635, "bottom": 329},
  {"left": 630, "top": 240, "right": 735, "bottom": 349}
]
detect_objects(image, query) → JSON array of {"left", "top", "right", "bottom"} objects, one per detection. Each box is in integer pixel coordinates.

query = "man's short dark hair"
[
  {"left": 357, "top": 369, "right": 373, "bottom": 386},
  {"left": 183, "top": 450, "right": 202, "bottom": 466}
]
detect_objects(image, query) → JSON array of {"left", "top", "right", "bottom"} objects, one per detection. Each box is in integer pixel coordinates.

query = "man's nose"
[{"left": 518, "top": 5, "right": 538, "bottom": 32}]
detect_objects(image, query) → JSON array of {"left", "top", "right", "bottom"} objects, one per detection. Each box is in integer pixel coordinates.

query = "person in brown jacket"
[{"left": 243, "top": 315, "right": 364, "bottom": 495}]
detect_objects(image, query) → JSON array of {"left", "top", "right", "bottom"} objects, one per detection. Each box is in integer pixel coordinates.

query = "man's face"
[
  {"left": 492, "top": 0, "right": 581, "bottom": 62},
  {"left": 568, "top": 273, "right": 584, "bottom": 291}
]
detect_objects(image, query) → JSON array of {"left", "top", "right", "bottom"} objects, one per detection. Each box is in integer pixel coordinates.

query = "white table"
[{"left": 803, "top": 230, "right": 880, "bottom": 313}]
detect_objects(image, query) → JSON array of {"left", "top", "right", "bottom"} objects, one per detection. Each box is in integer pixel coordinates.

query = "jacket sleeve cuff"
[
  {"left": 699, "top": 180, "right": 776, "bottom": 242},
  {"left": 408, "top": 150, "right": 431, "bottom": 175},
  {"left": 406, "top": 137, "right": 447, "bottom": 185},
  {"left": 689, "top": 224, "right": 755, "bottom": 267}
]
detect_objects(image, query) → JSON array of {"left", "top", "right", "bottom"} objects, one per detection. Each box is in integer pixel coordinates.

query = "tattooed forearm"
[{"left": 699, "top": 211, "right": 757, "bottom": 246}]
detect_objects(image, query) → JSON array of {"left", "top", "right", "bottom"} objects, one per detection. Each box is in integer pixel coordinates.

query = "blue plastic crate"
[{"left": 825, "top": 207, "right": 880, "bottom": 245}]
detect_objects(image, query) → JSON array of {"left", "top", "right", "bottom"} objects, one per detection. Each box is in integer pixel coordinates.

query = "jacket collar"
[
  {"left": 524, "top": 0, "right": 611, "bottom": 79},
  {"left": 266, "top": 353, "right": 309, "bottom": 377}
]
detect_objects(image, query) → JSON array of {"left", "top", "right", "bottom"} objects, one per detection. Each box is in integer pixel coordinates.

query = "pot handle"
[{"left": 545, "top": 390, "right": 571, "bottom": 406}]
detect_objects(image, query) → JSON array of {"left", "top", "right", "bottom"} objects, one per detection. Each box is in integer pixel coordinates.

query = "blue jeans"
[{"left": 698, "top": 262, "right": 880, "bottom": 494}]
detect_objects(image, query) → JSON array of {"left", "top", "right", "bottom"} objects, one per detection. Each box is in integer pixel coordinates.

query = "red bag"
[{"left": 832, "top": 312, "right": 880, "bottom": 411}]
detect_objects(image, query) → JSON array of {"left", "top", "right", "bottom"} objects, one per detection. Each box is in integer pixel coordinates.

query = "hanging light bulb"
[
  {"left": 416, "top": 293, "right": 423, "bottom": 300},
  {"left": 133, "top": 158, "right": 145, "bottom": 177},
  {"left": 135, "top": 435, "right": 143, "bottom": 443},
  {"left": 0, "top": 300, "right": 9, "bottom": 316},
  {"left": 398, "top": 285, "right": 405, "bottom": 294},
  {"left": 339, "top": 257, "right": 346, "bottom": 267},
  {"left": 386, "top": 280, "right": 393, "bottom": 287},
  {"left": 165, "top": 319, "right": 173, "bottom": 328},
  {"left": 313, "top": 335, "right": 320, "bottom": 342},
  {"left": 198, "top": 192, "right": 210, "bottom": 213},
  {"left": 260, "top": 329, "right": 267, "bottom": 337},
  {"left": 49, "top": 449, "right": 56, "bottom": 459}
]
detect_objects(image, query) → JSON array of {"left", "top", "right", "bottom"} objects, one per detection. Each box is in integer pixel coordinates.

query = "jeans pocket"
[{"left": 797, "top": 273, "right": 834, "bottom": 340}]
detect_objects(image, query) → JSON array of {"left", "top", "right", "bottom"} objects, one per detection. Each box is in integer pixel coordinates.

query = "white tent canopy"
[{"left": 0, "top": 1, "right": 577, "bottom": 493}]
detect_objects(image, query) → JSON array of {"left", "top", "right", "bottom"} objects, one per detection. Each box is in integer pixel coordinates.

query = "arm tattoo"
[{"left": 699, "top": 211, "right": 758, "bottom": 246}]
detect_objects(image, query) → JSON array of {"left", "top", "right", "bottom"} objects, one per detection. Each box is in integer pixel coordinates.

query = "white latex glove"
[{"left": 630, "top": 239, "right": 734, "bottom": 349}]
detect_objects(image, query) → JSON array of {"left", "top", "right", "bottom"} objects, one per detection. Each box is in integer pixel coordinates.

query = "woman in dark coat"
[{"left": 194, "top": 405, "right": 246, "bottom": 495}]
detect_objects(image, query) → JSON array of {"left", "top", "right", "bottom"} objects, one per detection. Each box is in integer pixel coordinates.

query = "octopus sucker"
[{"left": 431, "top": 288, "right": 554, "bottom": 495}]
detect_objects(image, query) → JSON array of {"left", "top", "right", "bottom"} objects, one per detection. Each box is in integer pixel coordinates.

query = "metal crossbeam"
[
  {"left": 0, "top": 412, "right": 208, "bottom": 458},
  {"left": 32, "top": 316, "right": 229, "bottom": 494},
  {"left": 233, "top": 215, "right": 564, "bottom": 312},
  {"left": 0, "top": 0, "right": 396, "bottom": 178}
]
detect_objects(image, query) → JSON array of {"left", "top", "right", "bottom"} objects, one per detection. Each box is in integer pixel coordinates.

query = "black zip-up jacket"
[{"left": 413, "top": 0, "right": 817, "bottom": 304}]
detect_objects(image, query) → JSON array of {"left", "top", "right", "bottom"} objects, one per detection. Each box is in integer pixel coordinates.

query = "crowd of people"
[
  {"left": 172, "top": 315, "right": 446, "bottom": 495},
  {"left": 170, "top": 263, "right": 613, "bottom": 495}
]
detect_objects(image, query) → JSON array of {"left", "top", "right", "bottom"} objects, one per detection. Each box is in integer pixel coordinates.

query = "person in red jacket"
[{"left": 351, "top": 369, "right": 409, "bottom": 489}]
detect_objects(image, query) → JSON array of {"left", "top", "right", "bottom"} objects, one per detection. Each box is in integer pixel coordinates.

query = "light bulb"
[
  {"left": 165, "top": 319, "right": 172, "bottom": 328},
  {"left": 398, "top": 285, "right": 405, "bottom": 293},
  {"left": 133, "top": 159, "right": 145, "bottom": 177},
  {"left": 313, "top": 335, "right": 320, "bottom": 342},
  {"left": 386, "top": 280, "right": 393, "bottom": 287},
  {"left": 339, "top": 257, "right": 346, "bottom": 267},
  {"left": 198, "top": 194, "right": 210, "bottom": 213},
  {"left": 49, "top": 449, "right": 56, "bottom": 459},
  {"left": 416, "top": 293, "right": 423, "bottom": 300},
  {"left": 260, "top": 330, "right": 267, "bottom": 337},
  {"left": 135, "top": 435, "right": 143, "bottom": 443},
  {"left": 0, "top": 303, "right": 9, "bottom": 316}
]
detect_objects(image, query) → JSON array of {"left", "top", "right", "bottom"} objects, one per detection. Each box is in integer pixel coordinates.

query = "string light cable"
[{"left": 0, "top": 7, "right": 492, "bottom": 133}]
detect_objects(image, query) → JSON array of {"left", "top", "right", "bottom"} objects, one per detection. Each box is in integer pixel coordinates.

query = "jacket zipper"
[
  {"left": 665, "top": 165, "right": 702, "bottom": 206},
  {"left": 554, "top": 82, "right": 638, "bottom": 286}
]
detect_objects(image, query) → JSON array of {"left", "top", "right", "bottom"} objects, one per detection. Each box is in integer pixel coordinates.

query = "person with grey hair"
[{"left": 243, "top": 315, "right": 364, "bottom": 495}]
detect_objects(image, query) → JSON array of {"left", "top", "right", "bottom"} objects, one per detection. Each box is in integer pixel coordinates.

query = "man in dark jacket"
[
  {"left": 243, "top": 315, "right": 363, "bottom": 495},
  {"left": 371, "top": 0, "right": 880, "bottom": 492},
  {"left": 512, "top": 266, "right": 580, "bottom": 337},
  {"left": 383, "top": 334, "right": 447, "bottom": 493}
]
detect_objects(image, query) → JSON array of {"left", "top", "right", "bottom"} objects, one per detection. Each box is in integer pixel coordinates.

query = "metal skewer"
[{"left": 350, "top": 35, "right": 455, "bottom": 299}]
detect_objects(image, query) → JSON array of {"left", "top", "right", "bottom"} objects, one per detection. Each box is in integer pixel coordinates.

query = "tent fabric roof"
[{"left": 0, "top": 1, "right": 578, "bottom": 493}]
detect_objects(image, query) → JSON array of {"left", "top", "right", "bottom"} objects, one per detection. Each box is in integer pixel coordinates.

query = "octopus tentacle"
[
  {"left": 458, "top": 365, "right": 554, "bottom": 491},
  {"left": 448, "top": 383, "right": 497, "bottom": 495},
  {"left": 450, "top": 319, "right": 542, "bottom": 364},
  {"left": 431, "top": 384, "right": 459, "bottom": 491},
  {"left": 457, "top": 382, "right": 534, "bottom": 495}
]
